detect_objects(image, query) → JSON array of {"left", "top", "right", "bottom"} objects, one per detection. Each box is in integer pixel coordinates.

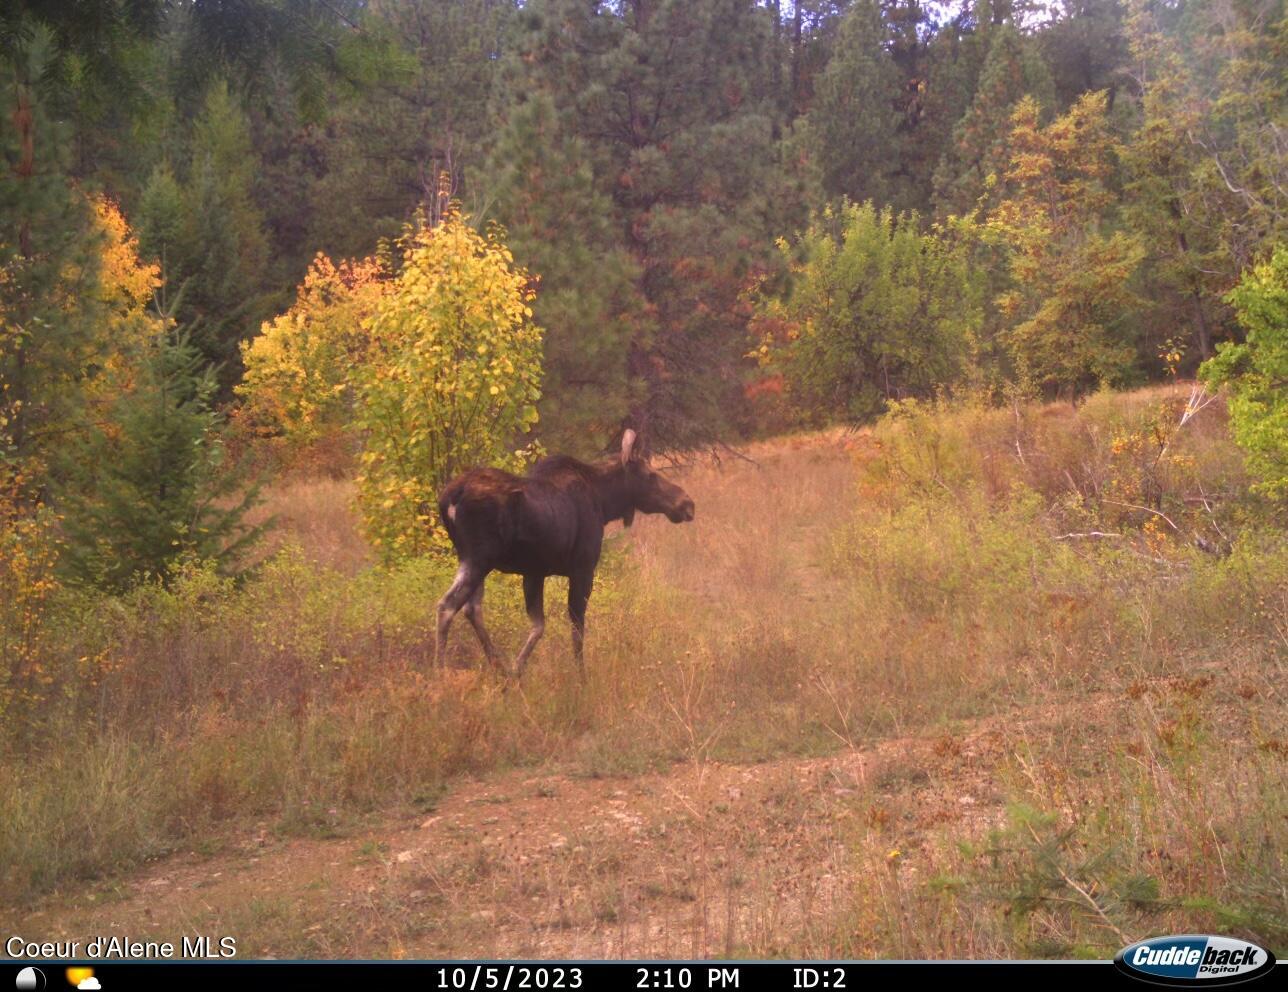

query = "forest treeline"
[
  {"left": 1, "top": 0, "right": 1285, "bottom": 587},
  {"left": 4, "top": 1, "right": 1288, "bottom": 931}
]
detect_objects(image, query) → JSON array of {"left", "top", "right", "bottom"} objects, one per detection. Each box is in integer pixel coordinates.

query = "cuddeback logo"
[{"left": 1115, "top": 935, "right": 1276, "bottom": 986}]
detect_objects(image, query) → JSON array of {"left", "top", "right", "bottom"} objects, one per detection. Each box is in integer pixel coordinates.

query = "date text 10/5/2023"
[{"left": 432, "top": 966, "right": 846, "bottom": 990}]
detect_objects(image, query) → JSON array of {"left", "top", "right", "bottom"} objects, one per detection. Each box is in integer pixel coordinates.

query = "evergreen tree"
[
  {"left": 242, "top": 69, "right": 330, "bottom": 292},
  {"left": 915, "top": 5, "right": 992, "bottom": 212},
  {"left": 881, "top": 0, "right": 961, "bottom": 213},
  {"left": 805, "top": 0, "right": 908, "bottom": 208},
  {"left": 1172, "top": 0, "right": 1286, "bottom": 279},
  {"left": 304, "top": 0, "right": 512, "bottom": 262},
  {"left": 173, "top": 81, "right": 272, "bottom": 383},
  {"left": 170, "top": 0, "right": 379, "bottom": 122},
  {"left": 932, "top": 23, "right": 1054, "bottom": 217},
  {"left": 487, "top": 92, "right": 640, "bottom": 454},
  {"left": 1120, "top": 4, "right": 1222, "bottom": 365},
  {"left": 1120, "top": 0, "right": 1285, "bottom": 368},
  {"left": 1040, "top": 0, "right": 1129, "bottom": 110},
  {"left": 492, "top": 0, "right": 786, "bottom": 449},
  {"left": 0, "top": 32, "right": 113, "bottom": 468},
  {"left": 772, "top": 1, "right": 853, "bottom": 122},
  {"left": 135, "top": 162, "right": 185, "bottom": 290},
  {"left": 58, "top": 327, "right": 264, "bottom": 591}
]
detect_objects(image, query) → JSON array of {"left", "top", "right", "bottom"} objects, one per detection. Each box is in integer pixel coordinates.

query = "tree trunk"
[
  {"left": 14, "top": 77, "right": 34, "bottom": 257},
  {"left": 1190, "top": 289, "right": 1212, "bottom": 359},
  {"left": 1172, "top": 221, "right": 1212, "bottom": 360},
  {"left": 790, "top": 1, "right": 803, "bottom": 117},
  {"left": 9, "top": 73, "right": 35, "bottom": 455},
  {"left": 770, "top": 0, "right": 783, "bottom": 129}
]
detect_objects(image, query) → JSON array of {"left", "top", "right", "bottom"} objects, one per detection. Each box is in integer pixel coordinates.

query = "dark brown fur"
[{"left": 435, "top": 431, "right": 694, "bottom": 678}]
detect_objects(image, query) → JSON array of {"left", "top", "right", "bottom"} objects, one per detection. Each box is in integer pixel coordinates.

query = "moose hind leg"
[
  {"left": 463, "top": 582, "right": 506, "bottom": 675},
  {"left": 436, "top": 564, "right": 481, "bottom": 666},
  {"left": 512, "top": 574, "right": 546, "bottom": 678},
  {"left": 568, "top": 571, "right": 594, "bottom": 683}
]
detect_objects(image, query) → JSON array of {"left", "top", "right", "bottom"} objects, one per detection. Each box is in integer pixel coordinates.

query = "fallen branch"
[
  {"left": 1101, "top": 499, "right": 1180, "bottom": 532},
  {"left": 1055, "top": 531, "right": 1124, "bottom": 540}
]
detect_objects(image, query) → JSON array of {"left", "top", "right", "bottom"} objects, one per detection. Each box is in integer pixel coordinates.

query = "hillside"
[{"left": 5, "top": 387, "right": 1285, "bottom": 958}]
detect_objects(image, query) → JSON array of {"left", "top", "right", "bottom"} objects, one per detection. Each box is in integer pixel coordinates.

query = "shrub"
[
  {"left": 752, "top": 202, "right": 983, "bottom": 423},
  {"left": 355, "top": 213, "right": 543, "bottom": 558},
  {"left": 0, "top": 459, "right": 62, "bottom": 738},
  {"left": 1200, "top": 247, "right": 1288, "bottom": 499},
  {"left": 238, "top": 253, "right": 392, "bottom": 452}
]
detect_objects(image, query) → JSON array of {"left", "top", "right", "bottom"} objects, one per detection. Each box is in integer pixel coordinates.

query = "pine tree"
[
  {"left": 1120, "top": 0, "right": 1285, "bottom": 369},
  {"left": 492, "top": 0, "right": 786, "bottom": 449},
  {"left": 303, "top": 0, "right": 512, "bottom": 263},
  {"left": 932, "top": 23, "right": 1054, "bottom": 217},
  {"left": 487, "top": 91, "right": 640, "bottom": 454},
  {"left": 1120, "top": 5, "right": 1221, "bottom": 365},
  {"left": 58, "top": 326, "right": 264, "bottom": 591},
  {"left": 1, "top": 31, "right": 114, "bottom": 468},
  {"left": 173, "top": 80, "right": 272, "bottom": 384},
  {"left": 915, "top": 5, "right": 992, "bottom": 212},
  {"left": 135, "top": 162, "right": 185, "bottom": 291},
  {"left": 1039, "top": 0, "right": 1129, "bottom": 110},
  {"left": 1168, "top": 0, "right": 1285, "bottom": 282},
  {"left": 805, "top": 0, "right": 908, "bottom": 208}
]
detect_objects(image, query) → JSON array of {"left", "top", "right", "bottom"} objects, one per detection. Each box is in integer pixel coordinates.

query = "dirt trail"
[{"left": 13, "top": 698, "right": 1104, "bottom": 960}]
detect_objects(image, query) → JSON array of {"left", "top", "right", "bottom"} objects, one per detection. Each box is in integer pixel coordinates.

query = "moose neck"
[{"left": 593, "top": 462, "right": 636, "bottom": 526}]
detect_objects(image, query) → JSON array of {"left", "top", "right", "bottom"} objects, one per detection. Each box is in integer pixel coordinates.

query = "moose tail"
[{"left": 435, "top": 479, "right": 468, "bottom": 549}]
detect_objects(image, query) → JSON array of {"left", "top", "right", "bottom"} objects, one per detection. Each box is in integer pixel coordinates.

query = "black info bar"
[{"left": 11, "top": 959, "right": 1258, "bottom": 992}]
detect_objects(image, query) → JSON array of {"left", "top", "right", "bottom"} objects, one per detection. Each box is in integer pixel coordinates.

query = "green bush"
[
  {"left": 1201, "top": 247, "right": 1288, "bottom": 499},
  {"left": 58, "top": 330, "right": 264, "bottom": 591},
  {"left": 753, "top": 202, "right": 983, "bottom": 423}
]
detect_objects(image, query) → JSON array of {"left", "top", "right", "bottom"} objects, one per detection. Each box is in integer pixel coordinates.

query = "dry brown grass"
[
  {"left": 2, "top": 385, "right": 1284, "bottom": 958},
  {"left": 250, "top": 476, "right": 370, "bottom": 574}
]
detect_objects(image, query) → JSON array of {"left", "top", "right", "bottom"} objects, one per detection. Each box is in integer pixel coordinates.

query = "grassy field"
[{"left": 1, "top": 384, "right": 1284, "bottom": 957}]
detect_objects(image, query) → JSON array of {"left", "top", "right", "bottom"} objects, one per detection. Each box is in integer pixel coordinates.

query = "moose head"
[{"left": 618, "top": 428, "right": 695, "bottom": 526}]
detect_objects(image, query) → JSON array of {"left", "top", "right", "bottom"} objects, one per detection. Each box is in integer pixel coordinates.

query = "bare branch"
[{"left": 1101, "top": 499, "right": 1180, "bottom": 532}]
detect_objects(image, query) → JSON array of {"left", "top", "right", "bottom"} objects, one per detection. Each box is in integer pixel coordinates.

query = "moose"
[{"left": 435, "top": 430, "right": 695, "bottom": 679}]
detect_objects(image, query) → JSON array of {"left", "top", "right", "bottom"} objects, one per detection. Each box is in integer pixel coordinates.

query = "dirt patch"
[{"left": 11, "top": 699, "right": 1102, "bottom": 959}]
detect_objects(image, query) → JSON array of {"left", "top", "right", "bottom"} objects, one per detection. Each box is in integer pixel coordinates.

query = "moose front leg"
[
  {"left": 568, "top": 570, "right": 594, "bottom": 683},
  {"left": 512, "top": 573, "right": 546, "bottom": 678}
]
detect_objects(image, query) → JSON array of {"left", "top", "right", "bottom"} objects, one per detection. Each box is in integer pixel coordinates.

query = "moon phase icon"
[{"left": 16, "top": 967, "right": 46, "bottom": 991}]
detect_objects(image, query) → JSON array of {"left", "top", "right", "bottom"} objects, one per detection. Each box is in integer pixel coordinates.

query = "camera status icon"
[{"left": 15, "top": 968, "right": 45, "bottom": 991}]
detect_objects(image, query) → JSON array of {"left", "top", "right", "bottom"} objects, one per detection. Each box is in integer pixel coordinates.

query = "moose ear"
[{"left": 621, "top": 428, "right": 638, "bottom": 466}]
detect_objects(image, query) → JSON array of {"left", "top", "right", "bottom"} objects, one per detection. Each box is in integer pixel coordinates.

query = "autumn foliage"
[
  {"left": 0, "top": 460, "right": 60, "bottom": 732},
  {"left": 355, "top": 214, "right": 543, "bottom": 559},
  {"left": 991, "top": 93, "right": 1143, "bottom": 396},
  {"left": 239, "top": 253, "right": 392, "bottom": 449}
]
